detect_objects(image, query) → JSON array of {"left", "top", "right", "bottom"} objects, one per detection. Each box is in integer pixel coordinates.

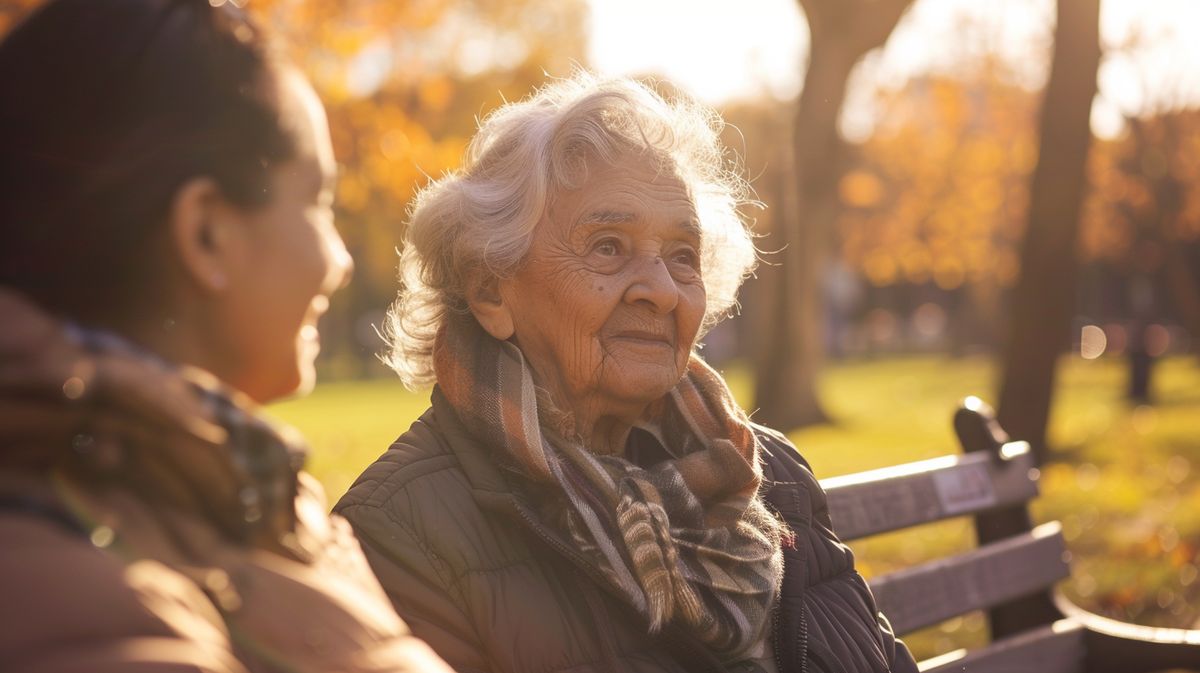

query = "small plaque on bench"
[{"left": 933, "top": 463, "right": 996, "bottom": 515}]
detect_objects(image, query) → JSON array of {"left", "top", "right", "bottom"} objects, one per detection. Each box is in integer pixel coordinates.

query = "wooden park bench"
[{"left": 820, "top": 397, "right": 1200, "bottom": 673}]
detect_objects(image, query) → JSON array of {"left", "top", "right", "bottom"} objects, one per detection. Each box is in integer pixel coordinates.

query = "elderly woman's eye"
[
  {"left": 593, "top": 238, "right": 621, "bottom": 256},
  {"left": 671, "top": 248, "right": 700, "bottom": 268}
]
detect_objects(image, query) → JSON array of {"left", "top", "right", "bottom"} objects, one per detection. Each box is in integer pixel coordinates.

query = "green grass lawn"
[{"left": 269, "top": 354, "right": 1200, "bottom": 660}]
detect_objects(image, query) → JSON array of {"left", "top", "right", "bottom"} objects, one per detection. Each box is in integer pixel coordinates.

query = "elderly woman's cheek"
[{"left": 678, "top": 283, "right": 706, "bottom": 345}]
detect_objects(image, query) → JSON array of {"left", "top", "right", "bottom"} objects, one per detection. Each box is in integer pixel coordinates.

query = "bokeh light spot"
[
  {"left": 1080, "top": 324, "right": 1107, "bottom": 359},
  {"left": 1131, "top": 405, "right": 1157, "bottom": 435},
  {"left": 62, "top": 376, "right": 86, "bottom": 400}
]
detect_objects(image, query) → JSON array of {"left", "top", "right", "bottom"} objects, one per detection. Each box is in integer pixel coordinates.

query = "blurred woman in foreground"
[
  {"left": 0, "top": 1, "right": 449, "bottom": 670},
  {"left": 335, "top": 74, "right": 919, "bottom": 673}
]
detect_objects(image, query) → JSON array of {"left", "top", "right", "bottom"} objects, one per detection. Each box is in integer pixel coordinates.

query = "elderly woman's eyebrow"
[
  {"left": 578, "top": 210, "right": 704, "bottom": 238},
  {"left": 579, "top": 209, "right": 635, "bottom": 226}
]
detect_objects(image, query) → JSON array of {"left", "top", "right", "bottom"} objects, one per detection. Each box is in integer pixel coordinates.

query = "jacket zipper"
[
  {"left": 799, "top": 601, "right": 809, "bottom": 673},
  {"left": 763, "top": 494, "right": 808, "bottom": 673}
]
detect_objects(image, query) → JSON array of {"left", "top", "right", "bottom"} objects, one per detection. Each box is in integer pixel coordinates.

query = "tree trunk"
[
  {"left": 754, "top": 0, "right": 914, "bottom": 432},
  {"left": 996, "top": 0, "right": 1101, "bottom": 464},
  {"left": 1164, "top": 244, "right": 1200, "bottom": 351},
  {"left": 753, "top": 42, "right": 857, "bottom": 429}
]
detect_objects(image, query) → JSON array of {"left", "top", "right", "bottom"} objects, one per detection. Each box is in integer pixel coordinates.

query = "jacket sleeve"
[
  {"left": 754, "top": 425, "right": 920, "bottom": 673},
  {"left": 875, "top": 612, "right": 920, "bottom": 673},
  {"left": 340, "top": 500, "right": 493, "bottom": 673}
]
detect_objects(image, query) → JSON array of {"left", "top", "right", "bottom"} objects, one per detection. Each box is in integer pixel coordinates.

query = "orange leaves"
[
  {"left": 839, "top": 170, "right": 884, "bottom": 209},
  {"left": 1081, "top": 109, "right": 1200, "bottom": 263},
  {"left": 838, "top": 69, "right": 1042, "bottom": 290},
  {"left": 245, "top": 0, "right": 586, "bottom": 294},
  {"left": 418, "top": 76, "right": 454, "bottom": 113}
]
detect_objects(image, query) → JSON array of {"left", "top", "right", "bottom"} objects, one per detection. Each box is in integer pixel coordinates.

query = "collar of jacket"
[
  {"left": 428, "top": 385, "right": 729, "bottom": 673},
  {"left": 428, "top": 386, "right": 522, "bottom": 506}
]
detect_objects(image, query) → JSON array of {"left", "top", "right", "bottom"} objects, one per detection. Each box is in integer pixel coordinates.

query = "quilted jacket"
[{"left": 335, "top": 389, "right": 918, "bottom": 673}]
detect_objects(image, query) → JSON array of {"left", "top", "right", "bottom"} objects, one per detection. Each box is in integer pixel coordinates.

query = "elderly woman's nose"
[{"left": 624, "top": 255, "right": 679, "bottom": 313}]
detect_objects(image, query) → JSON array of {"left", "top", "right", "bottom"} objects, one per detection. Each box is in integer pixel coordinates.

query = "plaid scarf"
[
  {"left": 64, "top": 325, "right": 308, "bottom": 556},
  {"left": 434, "top": 314, "right": 783, "bottom": 660}
]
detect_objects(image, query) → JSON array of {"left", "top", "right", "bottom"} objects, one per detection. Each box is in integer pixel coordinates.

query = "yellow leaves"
[
  {"left": 839, "top": 69, "right": 1044, "bottom": 290},
  {"left": 418, "top": 76, "right": 454, "bottom": 113},
  {"left": 327, "top": 29, "right": 373, "bottom": 58},
  {"left": 1080, "top": 108, "right": 1200, "bottom": 262},
  {"left": 839, "top": 170, "right": 884, "bottom": 208},
  {"left": 863, "top": 250, "right": 898, "bottom": 287},
  {"left": 1010, "top": 138, "right": 1038, "bottom": 174},
  {"left": 336, "top": 173, "right": 371, "bottom": 214},
  {"left": 898, "top": 244, "right": 932, "bottom": 285},
  {"left": 932, "top": 257, "right": 966, "bottom": 291},
  {"left": 246, "top": 0, "right": 585, "bottom": 300}
]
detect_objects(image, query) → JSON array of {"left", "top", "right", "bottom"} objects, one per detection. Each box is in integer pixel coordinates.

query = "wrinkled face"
[
  {"left": 219, "top": 71, "right": 351, "bottom": 402},
  {"left": 497, "top": 154, "right": 707, "bottom": 421}
]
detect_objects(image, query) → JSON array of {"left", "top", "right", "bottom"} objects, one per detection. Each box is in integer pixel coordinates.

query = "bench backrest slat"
[
  {"left": 821, "top": 442, "right": 1037, "bottom": 541},
  {"left": 920, "top": 620, "right": 1085, "bottom": 673},
  {"left": 869, "top": 522, "right": 1069, "bottom": 635}
]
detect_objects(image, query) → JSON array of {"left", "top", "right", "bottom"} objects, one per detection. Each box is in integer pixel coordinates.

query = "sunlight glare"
[{"left": 586, "top": 0, "right": 1200, "bottom": 141}]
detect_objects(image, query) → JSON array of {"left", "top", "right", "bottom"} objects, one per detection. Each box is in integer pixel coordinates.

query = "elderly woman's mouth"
[{"left": 607, "top": 330, "right": 674, "bottom": 348}]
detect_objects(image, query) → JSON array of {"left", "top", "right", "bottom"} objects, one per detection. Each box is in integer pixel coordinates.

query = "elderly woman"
[{"left": 334, "top": 75, "right": 918, "bottom": 673}]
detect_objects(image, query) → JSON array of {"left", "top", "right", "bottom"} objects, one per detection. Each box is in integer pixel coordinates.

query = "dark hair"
[{"left": 0, "top": 0, "right": 296, "bottom": 321}]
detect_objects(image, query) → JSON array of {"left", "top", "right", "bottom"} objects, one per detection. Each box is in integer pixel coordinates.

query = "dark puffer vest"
[{"left": 335, "top": 390, "right": 918, "bottom": 673}]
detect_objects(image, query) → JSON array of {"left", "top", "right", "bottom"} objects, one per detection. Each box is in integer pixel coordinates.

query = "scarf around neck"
[
  {"left": 60, "top": 325, "right": 309, "bottom": 556},
  {"left": 433, "top": 314, "right": 783, "bottom": 661}
]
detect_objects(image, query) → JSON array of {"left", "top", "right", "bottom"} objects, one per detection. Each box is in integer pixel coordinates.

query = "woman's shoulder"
[
  {"left": 751, "top": 423, "right": 816, "bottom": 483},
  {"left": 0, "top": 483, "right": 237, "bottom": 670},
  {"left": 750, "top": 422, "right": 836, "bottom": 533},
  {"left": 334, "top": 403, "right": 482, "bottom": 536},
  {"left": 336, "top": 405, "right": 465, "bottom": 503},
  {"left": 334, "top": 399, "right": 536, "bottom": 577}
]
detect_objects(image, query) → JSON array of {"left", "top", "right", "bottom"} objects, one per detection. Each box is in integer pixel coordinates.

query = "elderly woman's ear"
[{"left": 466, "top": 274, "right": 515, "bottom": 341}]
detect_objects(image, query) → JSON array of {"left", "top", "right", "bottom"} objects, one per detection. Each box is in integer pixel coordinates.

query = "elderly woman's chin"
[{"left": 594, "top": 343, "right": 691, "bottom": 406}]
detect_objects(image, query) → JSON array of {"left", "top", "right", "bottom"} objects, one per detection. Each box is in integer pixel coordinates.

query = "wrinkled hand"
[{"left": 0, "top": 288, "right": 251, "bottom": 529}]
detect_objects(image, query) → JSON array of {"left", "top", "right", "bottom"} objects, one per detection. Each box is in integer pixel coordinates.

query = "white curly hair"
[{"left": 384, "top": 72, "right": 758, "bottom": 389}]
